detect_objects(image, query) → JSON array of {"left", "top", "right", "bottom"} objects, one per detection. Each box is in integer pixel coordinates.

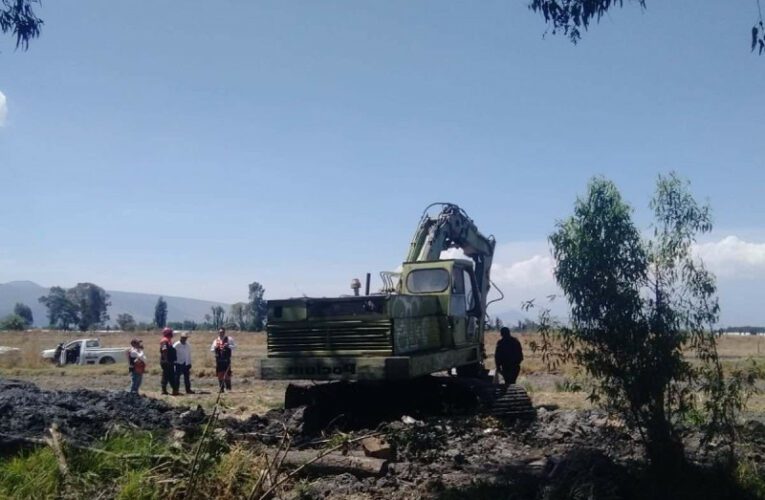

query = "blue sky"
[{"left": 1, "top": 1, "right": 764, "bottom": 325}]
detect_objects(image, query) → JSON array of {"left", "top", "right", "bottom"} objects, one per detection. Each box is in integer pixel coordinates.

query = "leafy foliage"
[
  {"left": 39, "top": 286, "right": 78, "bottom": 329},
  {"left": 529, "top": 0, "right": 765, "bottom": 55},
  {"left": 248, "top": 281, "right": 268, "bottom": 331},
  {"left": 528, "top": 0, "right": 646, "bottom": 43},
  {"left": 0, "top": 0, "right": 42, "bottom": 50},
  {"left": 534, "top": 174, "right": 759, "bottom": 472},
  {"left": 12, "top": 302, "right": 32, "bottom": 326},
  {"left": 38, "top": 283, "right": 110, "bottom": 331},
  {"left": 154, "top": 296, "right": 168, "bottom": 329},
  {"left": 68, "top": 282, "right": 111, "bottom": 332},
  {"left": 210, "top": 305, "right": 225, "bottom": 330},
  {"left": 228, "top": 302, "right": 250, "bottom": 331},
  {"left": 0, "top": 313, "right": 27, "bottom": 330},
  {"left": 754, "top": 1, "right": 765, "bottom": 55},
  {"left": 116, "top": 313, "right": 137, "bottom": 332}
]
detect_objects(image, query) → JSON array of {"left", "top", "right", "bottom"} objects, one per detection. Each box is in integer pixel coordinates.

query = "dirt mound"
[
  {"left": 0, "top": 378, "right": 204, "bottom": 450},
  {"left": 2, "top": 378, "right": 760, "bottom": 499}
]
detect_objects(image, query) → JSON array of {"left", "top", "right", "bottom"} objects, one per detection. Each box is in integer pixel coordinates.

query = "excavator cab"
[{"left": 397, "top": 259, "right": 480, "bottom": 350}]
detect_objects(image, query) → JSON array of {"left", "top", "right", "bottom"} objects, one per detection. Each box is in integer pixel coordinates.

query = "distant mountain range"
[{"left": 0, "top": 281, "right": 229, "bottom": 327}]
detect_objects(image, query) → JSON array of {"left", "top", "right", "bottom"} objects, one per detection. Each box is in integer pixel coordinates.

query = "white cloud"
[
  {"left": 443, "top": 236, "right": 765, "bottom": 325},
  {"left": 0, "top": 91, "right": 6, "bottom": 126},
  {"left": 491, "top": 254, "right": 556, "bottom": 288},
  {"left": 693, "top": 236, "right": 765, "bottom": 278}
]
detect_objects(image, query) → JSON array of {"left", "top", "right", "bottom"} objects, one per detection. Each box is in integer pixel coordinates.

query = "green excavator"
[{"left": 259, "top": 203, "right": 534, "bottom": 426}]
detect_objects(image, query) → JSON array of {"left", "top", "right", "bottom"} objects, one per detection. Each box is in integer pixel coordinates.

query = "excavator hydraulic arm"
[{"left": 406, "top": 203, "right": 496, "bottom": 342}]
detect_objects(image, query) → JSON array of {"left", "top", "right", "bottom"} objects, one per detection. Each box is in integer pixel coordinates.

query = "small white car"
[{"left": 41, "top": 338, "right": 128, "bottom": 366}]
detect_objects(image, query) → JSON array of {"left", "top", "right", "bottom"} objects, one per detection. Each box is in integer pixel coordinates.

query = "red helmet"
[{"left": 162, "top": 327, "right": 173, "bottom": 336}]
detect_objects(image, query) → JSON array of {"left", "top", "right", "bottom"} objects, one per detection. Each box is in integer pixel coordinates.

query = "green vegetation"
[
  {"left": 0, "top": 427, "right": 269, "bottom": 500},
  {"left": 116, "top": 313, "right": 137, "bottom": 332},
  {"left": 210, "top": 305, "right": 225, "bottom": 330},
  {"left": 0, "top": 447, "right": 59, "bottom": 498},
  {"left": 0, "top": 0, "right": 43, "bottom": 50},
  {"left": 0, "top": 313, "right": 27, "bottom": 331},
  {"left": 154, "top": 297, "right": 168, "bottom": 329},
  {"left": 528, "top": 0, "right": 765, "bottom": 55},
  {"left": 13, "top": 303, "right": 33, "bottom": 327},
  {"left": 248, "top": 281, "right": 268, "bottom": 332},
  {"left": 38, "top": 283, "right": 110, "bottom": 332},
  {"left": 535, "top": 173, "right": 761, "bottom": 474}
]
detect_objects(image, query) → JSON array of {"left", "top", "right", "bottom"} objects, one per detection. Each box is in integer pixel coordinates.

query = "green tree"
[
  {"left": 529, "top": 0, "right": 765, "bottom": 55},
  {"left": 0, "top": 313, "right": 26, "bottom": 330},
  {"left": 1, "top": 0, "right": 43, "bottom": 49},
  {"left": 67, "top": 283, "right": 110, "bottom": 332},
  {"left": 154, "top": 297, "right": 168, "bottom": 329},
  {"left": 229, "top": 302, "right": 250, "bottom": 331},
  {"left": 116, "top": 313, "right": 137, "bottom": 332},
  {"left": 38, "top": 286, "right": 78, "bottom": 330},
  {"left": 248, "top": 281, "right": 268, "bottom": 331},
  {"left": 536, "top": 174, "right": 757, "bottom": 474},
  {"left": 210, "top": 305, "right": 225, "bottom": 330},
  {"left": 13, "top": 302, "right": 33, "bottom": 326}
]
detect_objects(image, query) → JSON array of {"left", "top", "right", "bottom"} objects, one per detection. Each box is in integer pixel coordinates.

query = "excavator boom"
[{"left": 406, "top": 203, "right": 496, "bottom": 341}]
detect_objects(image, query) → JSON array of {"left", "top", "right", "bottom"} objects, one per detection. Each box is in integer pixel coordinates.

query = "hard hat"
[
  {"left": 162, "top": 327, "right": 174, "bottom": 335},
  {"left": 180, "top": 331, "right": 189, "bottom": 338}
]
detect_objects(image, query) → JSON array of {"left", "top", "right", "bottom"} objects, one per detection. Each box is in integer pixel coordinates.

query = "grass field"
[{"left": 2, "top": 329, "right": 764, "bottom": 417}]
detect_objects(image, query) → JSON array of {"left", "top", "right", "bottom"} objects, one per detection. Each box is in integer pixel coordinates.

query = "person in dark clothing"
[
  {"left": 160, "top": 327, "right": 180, "bottom": 395},
  {"left": 211, "top": 328, "right": 236, "bottom": 393},
  {"left": 495, "top": 327, "right": 523, "bottom": 385}
]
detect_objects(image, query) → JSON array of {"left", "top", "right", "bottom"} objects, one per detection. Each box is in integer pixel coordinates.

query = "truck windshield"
[{"left": 406, "top": 268, "right": 450, "bottom": 293}]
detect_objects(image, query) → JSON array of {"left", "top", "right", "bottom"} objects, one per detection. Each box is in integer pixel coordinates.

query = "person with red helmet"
[{"left": 160, "top": 327, "right": 180, "bottom": 395}]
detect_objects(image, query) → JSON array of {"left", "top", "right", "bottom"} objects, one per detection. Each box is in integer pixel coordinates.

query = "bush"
[{"left": 0, "top": 314, "right": 27, "bottom": 331}]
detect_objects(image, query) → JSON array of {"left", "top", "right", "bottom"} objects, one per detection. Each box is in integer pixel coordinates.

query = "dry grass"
[
  {"left": 0, "top": 329, "right": 287, "bottom": 415},
  {"left": 1, "top": 329, "right": 764, "bottom": 415}
]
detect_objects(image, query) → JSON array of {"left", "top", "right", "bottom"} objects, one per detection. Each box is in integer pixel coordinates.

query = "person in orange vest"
[
  {"left": 160, "top": 327, "right": 180, "bottom": 395},
  {"left": 210, "top": 328, "right": 236, "bottom": 393}
]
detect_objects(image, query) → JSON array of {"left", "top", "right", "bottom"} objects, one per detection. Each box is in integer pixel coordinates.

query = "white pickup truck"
[{"left": 41, "top": 338, "right": 128, "bottom": 366}]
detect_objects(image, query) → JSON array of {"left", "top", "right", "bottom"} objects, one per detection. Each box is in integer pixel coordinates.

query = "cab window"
[
  {"left": 464, "top": 270, "right": 476, "bottom": 312},
  {"left": 85, "top": 340, "right": 99, "bottom": 348},
  {"left": 406, "top": 269, "right": 450, "bottom": 293}
]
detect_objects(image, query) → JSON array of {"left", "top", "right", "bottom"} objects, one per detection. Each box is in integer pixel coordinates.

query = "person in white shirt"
[
  {"left": 210, "top": 328, "right": 236, "bottom": 392},
  {"left": 127, "top": 339, "right": 146, "bottom": 394},
  {"left": 173, "top": 332, "right": 194, "bottom": 394}
]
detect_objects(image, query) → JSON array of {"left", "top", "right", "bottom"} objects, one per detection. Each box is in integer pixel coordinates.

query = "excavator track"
[
  {"left": 284, "top": 376, "right": 535, "bottom": 432},
  {"left": 486, "top": 384, "right": 536, "bottom": 419}
]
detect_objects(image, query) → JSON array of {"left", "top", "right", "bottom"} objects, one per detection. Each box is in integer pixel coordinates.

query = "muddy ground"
[
  {"left": 3, "top": 377, "right": 764, "bottom": 499},
  {"left": 3, "top": 331, "right": 765, "bottom": 498}
]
